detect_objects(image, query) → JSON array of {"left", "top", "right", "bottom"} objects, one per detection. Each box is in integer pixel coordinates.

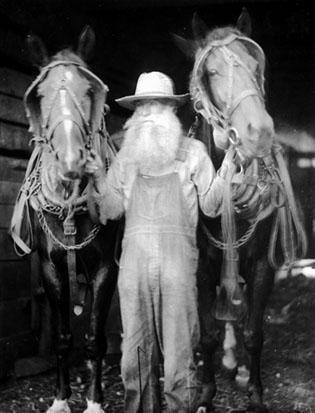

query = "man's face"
[
  {"left": 122, "top": 99, "right": 182, "bottom": 174},
  {"left": 135, "top": 100, "right": 175, "bottom": 119}
]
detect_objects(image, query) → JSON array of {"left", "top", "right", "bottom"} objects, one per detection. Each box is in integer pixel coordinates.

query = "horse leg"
[
  {"left": 196, "top": 265, "right": 220, "bottom": 413},
  {"left": 222, "top": 321, "right": 237, "bottom": 371},
  {"left": 243, "top": 258, "right": 274, "bottom": 413},
  {"left": 41, "top": 258, "right": 73, "bottom": 413},
  {"left": 84, "top": 262, "right": 118, "bottom": 413}
]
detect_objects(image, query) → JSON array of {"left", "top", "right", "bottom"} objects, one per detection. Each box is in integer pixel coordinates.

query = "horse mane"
[{"left": 51, "top": 48, "right": 87, "bottom": 67}]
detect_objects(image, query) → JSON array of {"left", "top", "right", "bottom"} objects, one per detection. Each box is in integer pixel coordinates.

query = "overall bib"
[{"left": 118, "top": 165, "right": 200, "bottom": 413}]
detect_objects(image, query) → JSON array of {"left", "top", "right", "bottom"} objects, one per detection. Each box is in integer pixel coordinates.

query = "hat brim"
[{"left": 115, "top": 93, "right": 190, "bottom": 110}]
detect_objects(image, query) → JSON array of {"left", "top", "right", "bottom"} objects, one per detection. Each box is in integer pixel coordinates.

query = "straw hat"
[{"left": 115, "top": 71, "right": 189, "bottom": 110}]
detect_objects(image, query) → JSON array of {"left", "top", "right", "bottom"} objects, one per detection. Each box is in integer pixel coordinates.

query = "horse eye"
[
  {"left": 208, "top": 69, "right": 218, "bottom": 76},
  {"left": 87, "top": 86, "right": 94, "bottom": 96}
]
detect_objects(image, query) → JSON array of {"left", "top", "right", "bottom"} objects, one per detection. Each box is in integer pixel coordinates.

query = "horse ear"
[
  {"left": 26, "top": 33, "right": 49, "bottom": 68},
  {"left": 192, "top": 12, "right": 209, "bottom": 46},
  {"left": 172, "top": 34, "right": 196, "bottom": 59},
  {"left": 236, "top": 7, "right": 252, "bottom": 37},
  {"left": 77, "top": 25, "right": 95, "bottom": 62}
]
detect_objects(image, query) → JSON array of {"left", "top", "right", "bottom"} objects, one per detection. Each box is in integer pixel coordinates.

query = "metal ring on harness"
[
  {"left": 228, "top": 127, "right": 240, "bottom": 146},
  {"left": 194, "top": 99, "right": 204, "bottom": 112}
]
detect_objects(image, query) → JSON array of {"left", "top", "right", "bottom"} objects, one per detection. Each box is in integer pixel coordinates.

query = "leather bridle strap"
[{"left": 191, "top": 34, "right": 265, "bottom": 141}]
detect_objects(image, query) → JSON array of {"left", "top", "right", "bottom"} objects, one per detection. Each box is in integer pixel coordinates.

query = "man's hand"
[
  {"left": 86, "top": 150, "right": 105, "bottom": 177},
  {"left": 86, "top": 150, "right": 106, "bottom": 192}
]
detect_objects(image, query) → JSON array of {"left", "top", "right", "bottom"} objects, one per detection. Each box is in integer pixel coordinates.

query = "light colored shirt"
[{"left": 95, "top": 137, "right": 225, "bottom": 228}]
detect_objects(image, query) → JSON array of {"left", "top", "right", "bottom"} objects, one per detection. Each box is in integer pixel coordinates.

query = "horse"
[
  {"left": 10, "top": 27, "right": 119, "bottom": 413},
  {"left": 175, "top": 9, "right": 307, "bottom": 413}
]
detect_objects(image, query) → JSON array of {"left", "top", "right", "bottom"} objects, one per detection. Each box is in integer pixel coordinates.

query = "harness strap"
[
  {"left": 63, "top": 216, "right": 85, "bottom": 316},
  {"left": 10, "top": 145, "right": 42, "bottom": 255},
  {"left": 175, "top": 136, "right": 192, "bottom": 163},
  {"left": 268, "top": 148, "right": 308, "bottom": 268},
  {"left": 45, "top": 114, "right": 86, "bottom": 143},
  {"left": 229, "top": 89, "right": 264, "bottom": 116}
]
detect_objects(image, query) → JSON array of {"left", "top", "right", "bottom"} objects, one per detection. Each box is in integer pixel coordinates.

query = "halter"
[
  {"left": 191, "top": 34, "right": 266, "bottom": 151},
  {"left": 24, "top": 60, "right": 109, "bottom": 154}
]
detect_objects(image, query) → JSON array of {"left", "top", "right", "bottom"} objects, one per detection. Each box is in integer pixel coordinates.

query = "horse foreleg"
[
  {"left": 222, "top": 322, "right": 237, "bottom": 370},
  {"left": 84, "top": 262, "right": 118, "bottom": 413},
  {"left": 197, "top": 270, "right": 219, "bottom": 413},
  {"left": 244, "top": 258, "right": 274, "bottom": 413},
  {"left": 41, "top": 258, "right": 72, "bottom": 413}
]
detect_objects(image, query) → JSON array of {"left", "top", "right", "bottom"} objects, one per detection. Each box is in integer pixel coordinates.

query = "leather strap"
[{"left": 63, "top": 217, "right": 83, "bottom": 315}]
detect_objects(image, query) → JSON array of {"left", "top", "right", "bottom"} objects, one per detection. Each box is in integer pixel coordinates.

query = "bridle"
[
  {"left": 24, "top": 59, "right": 109, "bottom": 157},
  {"left": 191, "top": 33, "right": 266, "bottom": 150}
]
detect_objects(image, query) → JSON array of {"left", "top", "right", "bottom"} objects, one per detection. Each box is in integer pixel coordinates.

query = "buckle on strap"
[{"left": 63, "top": 218, "right": 77, "bottom": 236}]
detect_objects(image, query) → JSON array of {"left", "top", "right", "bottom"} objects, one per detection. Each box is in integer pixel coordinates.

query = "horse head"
[
  {"left": 175, "top": 9, "right": 275, "bottom": 161},
  {"left": 25, "top": 27, "right": 109, "bottom": 203}
]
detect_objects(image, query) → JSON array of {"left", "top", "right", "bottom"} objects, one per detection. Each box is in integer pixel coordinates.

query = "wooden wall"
[{"left": 0, "top": 67, "right": 38, "bottom": 379}]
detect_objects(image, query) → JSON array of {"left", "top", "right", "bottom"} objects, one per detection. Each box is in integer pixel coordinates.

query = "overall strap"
[{"left": 174, "top": 137, "right": 192, "bottom": 171}]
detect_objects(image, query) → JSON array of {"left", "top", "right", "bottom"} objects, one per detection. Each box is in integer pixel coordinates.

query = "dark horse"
[
  {"left": 175, "top": 10, "right": 307, "bottom": 413},
  {"left": 10, "top": 27, "right": 118, "bottom": 413}
]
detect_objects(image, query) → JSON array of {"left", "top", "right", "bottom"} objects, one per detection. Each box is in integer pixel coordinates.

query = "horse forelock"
[
  {"left": 51, "top": 48, "right": 87, "bottom": 67},
  {"left": 38, "top": 48, "right": 92, "bottom": 98},
  {"left": 203, "top": 26, "right": 242, "bottom": 45}
]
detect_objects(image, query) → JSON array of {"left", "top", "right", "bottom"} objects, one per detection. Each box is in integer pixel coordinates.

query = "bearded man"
[{"left": 87, "top": 71, "right": 226, "bottom": 413}]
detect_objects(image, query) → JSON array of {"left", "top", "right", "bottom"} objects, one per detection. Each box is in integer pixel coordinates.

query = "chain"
[
  {"left": 37, "top": 207, "right": 100, "bottom": 251},
  {"left": 201, "top": 214, "right": 260, "bottom": 250}
]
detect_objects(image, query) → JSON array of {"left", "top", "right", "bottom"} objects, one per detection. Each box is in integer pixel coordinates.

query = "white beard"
[{"left": 120, "top": 106, "right": 183, "bottom": 175}]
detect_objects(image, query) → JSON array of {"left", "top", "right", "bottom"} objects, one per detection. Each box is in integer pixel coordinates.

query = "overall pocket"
[{"left": 137, "top": 179, "right": 169, "bottom": 220}]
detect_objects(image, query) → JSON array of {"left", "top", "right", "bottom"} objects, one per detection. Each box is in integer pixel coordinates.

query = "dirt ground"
[{"left": 0, "top": 274, "right": 314, "bottom": 413}]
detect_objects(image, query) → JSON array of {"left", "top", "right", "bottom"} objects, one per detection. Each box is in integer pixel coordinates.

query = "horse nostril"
[
  {"left": 55, "top": 151, "right": 60, "bottom": 161},
  {"left": 79, "top": 149, "right": 84, "bottom": 160}
]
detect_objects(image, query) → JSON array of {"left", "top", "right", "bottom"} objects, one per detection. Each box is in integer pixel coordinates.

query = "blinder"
[{"left": 24, "top": 60, "right": 109, "bottom": 145}]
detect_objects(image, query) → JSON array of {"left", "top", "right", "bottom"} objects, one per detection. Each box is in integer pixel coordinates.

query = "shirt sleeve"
[
  {"left": 191, "top": 140, "right": 226, "bottom": 218},
  {"left": 93, "top": 155, "right": 125, "bottom": 224}
]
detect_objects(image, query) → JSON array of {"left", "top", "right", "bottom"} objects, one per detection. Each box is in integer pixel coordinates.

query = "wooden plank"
[
  {"left": 0, "top": 261, "right": 31, "bottom": 301},
  {"left": 0, "top": 156, "right": 28, "bottom": 182},
  {"left": 0, "top": 181, "right": 21, "bottom": 204},
  {"left": 0, "top": 297, "right": 32, "bottom": 338},
  {"left": 0, "top": 68, "right": 32, "bottom": 99},
  {"left": 0, "top": 204, "right": 14, "bottom": 228},
  {"left": 0, "top": 121, "right": 31, "bottom": 152},
  {"left": 0, "top": 229, "right": 25, "bottom": 260},
  {"left": 0, "top": 94, "right": 28, "bottom": 125}
]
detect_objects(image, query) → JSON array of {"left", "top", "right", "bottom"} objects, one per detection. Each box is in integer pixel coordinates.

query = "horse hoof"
[
  {"left": 196, "top": 407, "right": 215, "bottom": 413},
  {"left": 47, "top": 399, "right": 71, "bottom": 413},
  {"left": 83, "top": 399, "right": 105, "bottom": 413}
]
